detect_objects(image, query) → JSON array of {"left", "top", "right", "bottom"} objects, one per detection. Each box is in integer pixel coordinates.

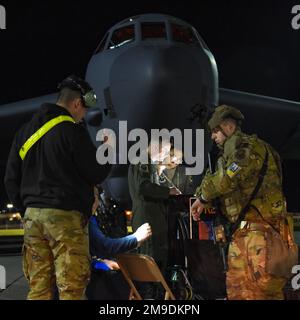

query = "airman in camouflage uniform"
[
  {"left": 4, "top": 75, "right": 110, "bottom": 299},
  {"left": 23, "top": 208, "right": 90, "bottom": 300},
  {"left": 191, "top": 105, "right": 294, "bottom": 300}
]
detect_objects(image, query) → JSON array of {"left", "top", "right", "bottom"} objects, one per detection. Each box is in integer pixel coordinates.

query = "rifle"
[{"left": 207, "top": 153, "right": 228, "bottom": 272}]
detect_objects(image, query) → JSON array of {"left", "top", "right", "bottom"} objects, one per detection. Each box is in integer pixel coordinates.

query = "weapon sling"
[{"left": 228, "top": 146, "right": 269, "bottom": 241}]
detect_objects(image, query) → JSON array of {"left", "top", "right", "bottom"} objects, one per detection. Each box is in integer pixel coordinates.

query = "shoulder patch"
[
  {"left": 140, "top": 164, "right": 149, "bottom": 173},
  {"left": 233, "top": 146, "right": 251, "bottom": 166},
  {"left": 235, "top": 149, "right": 246, "bottom": 160},
  {"left": 226, "top": 162, "right": 241, "bottom": 178}
]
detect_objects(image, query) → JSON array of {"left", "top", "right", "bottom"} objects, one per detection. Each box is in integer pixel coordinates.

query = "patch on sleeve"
[
  {"left": 226, "top": 162, "right": 241, "bottom": 178},
  {"left": 235, "top": 149, "right": 246, "bottom": 160},
  {"left": 140, "top": 164, "right": 149, "bottom": 173}
]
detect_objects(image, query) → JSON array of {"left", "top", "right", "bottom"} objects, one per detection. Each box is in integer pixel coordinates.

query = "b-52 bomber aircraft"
[
  {"left": 0, "top": 14, "right": 299, "bottom": 209},
  {"left": 0, "top": 13, "right": 299, "bottom": 301}
]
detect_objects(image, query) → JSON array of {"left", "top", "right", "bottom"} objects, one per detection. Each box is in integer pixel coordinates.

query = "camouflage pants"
[
  {"left": 23, "top": 208, "right": 90, "bottom": 300},
  {"left": 226, "top": 226, "right": 287, "bottom": 300}
]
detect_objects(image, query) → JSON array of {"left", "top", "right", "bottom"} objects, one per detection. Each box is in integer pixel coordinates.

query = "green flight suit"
[
  {"left": 128, "top": 163, "right": 170, "bottom": 272},
  {"left": 159, "top": 165, "right": 195, "bottom": 195}
]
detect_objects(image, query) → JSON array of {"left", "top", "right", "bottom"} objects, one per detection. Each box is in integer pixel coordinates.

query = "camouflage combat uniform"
[
  {"left": 196, "top": 105, "right": 292, "bottom": 300},
  {"left": 4, "top": 100, "right": 110, "bottom": 300},
  {"left": 128, "top": 163, "right": 170, "bottom": 273},
  {"left": 23, "top": 208, "right": 90, "bottom": 300}
]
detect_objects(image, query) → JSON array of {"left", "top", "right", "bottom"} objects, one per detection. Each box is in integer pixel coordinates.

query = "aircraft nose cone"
[{"left": 110, "top": 45, "right": 212, "bottom": 130}]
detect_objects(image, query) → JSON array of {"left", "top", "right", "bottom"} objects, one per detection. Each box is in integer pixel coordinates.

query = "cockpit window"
[
  {"left": 171, "top": 23, "right": 199, "bottom": 45},
  {"left": 109, "top": 25, "right": 135, "bottom": 49},
  {"left": 94, "top": 32, "right": 109, "bottom": 54},
  {"left": 141, "top": 22, "right": 167, "bottom": 40}
]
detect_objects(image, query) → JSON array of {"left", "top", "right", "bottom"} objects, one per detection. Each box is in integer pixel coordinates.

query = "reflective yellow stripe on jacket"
[{"left": 19, "top": 115, "right": 75, "bottom": 160}]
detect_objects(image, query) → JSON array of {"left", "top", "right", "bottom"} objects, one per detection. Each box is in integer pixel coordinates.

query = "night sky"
[
  {"left": 0, "top": 0, "right": 299, "bottom": 104},
  {"left": 0, "top": 0, "right": 300, "bottom": 209}
]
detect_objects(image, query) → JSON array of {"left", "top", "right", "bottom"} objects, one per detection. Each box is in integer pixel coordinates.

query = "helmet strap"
[{"left": 218, "top": 126, "right": 228, "bottom": 138}]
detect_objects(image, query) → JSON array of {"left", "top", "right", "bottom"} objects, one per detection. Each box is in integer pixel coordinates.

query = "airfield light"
[{"left": 125, "top": 210, "right": 133, "bottom": 219}]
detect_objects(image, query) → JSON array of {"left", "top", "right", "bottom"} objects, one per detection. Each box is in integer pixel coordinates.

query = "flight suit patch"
[
  {"left": 226, "top": 162, "right": 241, "bottom": 178},
  {"left": 140, "top": 164, "right": 149, "bottom": 173}
]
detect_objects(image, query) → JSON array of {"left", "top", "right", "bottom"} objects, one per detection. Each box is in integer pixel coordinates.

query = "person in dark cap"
[{"left": 4, "top": 75, "right": 111, "bottom": 300}]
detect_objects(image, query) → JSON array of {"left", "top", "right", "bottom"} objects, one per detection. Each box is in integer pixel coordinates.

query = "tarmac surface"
[
  {"left": 0, "top": 254, "right": 28, "bottom": 300},
  {"left": 0, "top": 225, "right": 299, "bottom": 300}
]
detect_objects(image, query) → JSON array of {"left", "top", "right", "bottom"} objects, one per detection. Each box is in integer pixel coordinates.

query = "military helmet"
[{"left": 208, "top": 105, "right": 244, "bottom": 131}]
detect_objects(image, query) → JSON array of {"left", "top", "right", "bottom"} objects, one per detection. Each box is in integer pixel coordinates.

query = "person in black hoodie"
[{"left": 4, "top": 75, "right": 111, "bottom": 300}]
